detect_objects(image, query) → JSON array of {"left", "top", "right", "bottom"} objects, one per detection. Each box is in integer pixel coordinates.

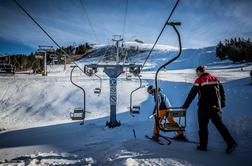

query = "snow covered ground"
[{"left": 0, "top": 46, "right": 252, "bottom": 165}]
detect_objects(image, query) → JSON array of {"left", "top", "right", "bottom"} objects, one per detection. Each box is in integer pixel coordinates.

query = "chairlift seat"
[
  {"left": 126, "top": 74, "right": 132, "bottom": 80},
  {"left": 160, "top": 122, "right": 185, "bottom": 131},
  {"left": 131, "top": 105, "right": 140, "bottom": 114},
  {"left": 94, "top": 88, "right": 101, "bottom": 94},
  {"left": 70, "top": 108, "right": 85, "bottom": 120}
]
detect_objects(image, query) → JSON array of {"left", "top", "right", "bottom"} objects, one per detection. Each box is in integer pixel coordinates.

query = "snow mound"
[
  {"left": 125, "top": 158, "right": 190, "bottom": 166},
  {"left": 124, "top": 42, "right": 178, "bottom": 51},
  {"left": 0, "top": 152, "right": 95, "bottom": 166}
]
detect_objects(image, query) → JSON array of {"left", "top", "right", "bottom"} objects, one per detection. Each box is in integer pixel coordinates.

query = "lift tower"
[
  {"left": 84, "top": 35, "right": 142, "bottom": 128},
  {"left": 38, "top": 45, "right": 54, "bottom": 76}
]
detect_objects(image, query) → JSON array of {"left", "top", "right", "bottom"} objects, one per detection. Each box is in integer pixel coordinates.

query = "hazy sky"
[{"left": 0, "top": 0, "right": 252, "bottom": 54}]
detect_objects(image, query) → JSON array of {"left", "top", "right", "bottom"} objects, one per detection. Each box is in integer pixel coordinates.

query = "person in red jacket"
[{"left": 182, "top": 66, "right": 237, "bottom": 154}]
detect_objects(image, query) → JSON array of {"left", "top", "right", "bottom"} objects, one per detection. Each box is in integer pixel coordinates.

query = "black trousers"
[{"left": 198, "top": 108, "right": 236, "bottom": 147}]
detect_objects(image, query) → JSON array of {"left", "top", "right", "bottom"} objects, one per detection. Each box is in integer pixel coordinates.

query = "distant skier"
[
  {"left": 182, "top": 66, "right": 237, "bottom": 154},
  {"left": 147, "top": 85, "right": 186, "bottom": 141}
]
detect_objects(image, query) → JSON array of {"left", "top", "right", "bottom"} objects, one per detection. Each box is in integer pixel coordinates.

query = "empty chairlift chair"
[
  {"left": 131, "top": 105, "right": 140, "bottom": 114},
  {"left": 94, "top": 74, "right": 102, "bottom": 96},
  {"left": 126, "top": 72, "right": 132, "bottom": 80},
  {"left": 0, "top": 63, "right": 15, "bottom": 74},
  {"left": 69, "top": 65, "right": 86, "bottom": 124},
  {"left": 130, "top": 74, "right": 144, "bottom": 115},
  {"left": 70, "top": 107, "right": 85, "bottom": 120},
  {"left": 94, "top": 88, "right": 101, "bottom": 94}
]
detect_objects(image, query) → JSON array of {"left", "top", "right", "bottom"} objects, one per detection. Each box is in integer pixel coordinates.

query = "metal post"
[
  {"left": 116, "top": 41, "right": 119, "bottom": 64},
  {"left": 64, "top": 54, "right": 66, "bottom": 71},
  {"left": 112, "top": 35, "right": 123, "bottom": 64},
  {"left": 103, "top": 65, "right": 124, "bottom": 128},
  {"left": 44, "top": 51, "right": 47, "bottom": 76},
  {"left": 38, "top": 45, "right": 53, "bottom": 76},
  {"left": 108, "top": 78, "right": 120, "bottom": 127}
]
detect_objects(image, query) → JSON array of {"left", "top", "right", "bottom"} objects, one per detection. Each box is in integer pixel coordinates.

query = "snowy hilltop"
[{"left": 0, "top": 45, "right": 252, "bottom": 165}]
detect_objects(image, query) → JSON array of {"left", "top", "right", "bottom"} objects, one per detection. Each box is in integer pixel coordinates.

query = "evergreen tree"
[{"left": 216, "top": 37, "right": 252, "bottom": 63}]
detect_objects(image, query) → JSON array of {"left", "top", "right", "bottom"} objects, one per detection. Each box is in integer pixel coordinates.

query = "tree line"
[
  {"left": 216, "top": 38, "right": 252, "bottom": 63},
  {"left": 0, "top": 43, "right": 92, "bottom": 73}
]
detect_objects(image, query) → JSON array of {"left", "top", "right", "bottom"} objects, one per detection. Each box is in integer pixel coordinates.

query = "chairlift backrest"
[{"left": 167, "top": 110, "right": 186, "bottom": 117}]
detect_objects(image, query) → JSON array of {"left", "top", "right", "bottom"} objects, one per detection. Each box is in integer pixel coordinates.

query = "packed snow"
[{"left": 0, "top": 46, "right": 252, "bottom": 165}]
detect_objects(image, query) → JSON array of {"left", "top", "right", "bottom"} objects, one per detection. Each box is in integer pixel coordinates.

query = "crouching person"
[{"left": 147, "top": 85, "right": 186, "bottom": 141}]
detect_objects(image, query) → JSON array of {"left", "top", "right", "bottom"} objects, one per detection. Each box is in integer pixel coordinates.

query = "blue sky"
[{"left": 0, "top": 0, "right": 252, "bottom": 54}]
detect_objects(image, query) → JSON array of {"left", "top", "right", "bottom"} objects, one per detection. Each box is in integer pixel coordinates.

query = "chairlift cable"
[
  {"left": 122, "top": 0, "right": 128, "bottom": 40},
  {"left": 13, "top": 0, "right": 84, "bottom": 73},
  {"left": 139, "top": 0, "right": 180, "bottom": 73},
  {"left": 79, "top": 0, "right": 100, "bottom": 44},
  {"left": 98, "top": 45, "right": 110, "bottom": 63}
]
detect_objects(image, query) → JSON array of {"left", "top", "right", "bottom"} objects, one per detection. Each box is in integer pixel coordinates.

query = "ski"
[
  {"left": 159, "top": 134, "right": 198, "bottom": 144},
  {"left": 145, "top": 135, "right": 171, "bottom": 145}
]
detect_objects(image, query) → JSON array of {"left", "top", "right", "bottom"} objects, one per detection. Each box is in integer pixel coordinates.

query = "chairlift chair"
[
  {"left": 129, "top": 75, "right": 144, "bottom": 115},
  {"left": 69, "top": 65, "right": 86, "bottom": 125},
  {"left": 126, "top": 72, "right": 132, "bottom": 80},
  {"left": 84, "top": 65, "right": 97, "bottom": 77},
  {"left": 129, "top": 64, "right": 141, "bottom": 76},
  {"left": 131, "top": 105, "right": 140, "bottom": 114},
  {"left": 94, "top": 87, "right": 101, "bottom": 94},
  {"left": 93, "top": 74, "right": 102, "bottom": 96},
  {"left": 154, "top": 21, "right": 183, "bottom": 132},
  {"left": 70, "top": 107, "right": 85, "bottom": 120}
]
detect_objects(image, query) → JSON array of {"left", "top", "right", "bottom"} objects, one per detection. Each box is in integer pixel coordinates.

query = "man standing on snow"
[
  {"left": 182, "top": 66, "right": 237, "bottom": 154},
  {"left": 147, "top": 85, "right": 186, "bottom": 141}
]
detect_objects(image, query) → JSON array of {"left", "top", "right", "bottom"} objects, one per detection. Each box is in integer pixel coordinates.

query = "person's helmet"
[
  {"left": 147, "top": 85, "right": 154, "bottom": 93},
  {"left": 196, "top": 66, "right": 207, "bottom": 73}
]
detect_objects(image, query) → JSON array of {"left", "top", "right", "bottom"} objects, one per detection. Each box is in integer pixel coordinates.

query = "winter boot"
[
  {"left": 152, "top": 135, "right": 160, "bottom": 142},
  {"left": 196, "top": 144, "right": 207, "bottom": 151},
  {"left": 173, "top": 134, "right": 188, "bottom": 141},
  {"left": 226, "top": 143, "right": 237, "bottom": 154}
]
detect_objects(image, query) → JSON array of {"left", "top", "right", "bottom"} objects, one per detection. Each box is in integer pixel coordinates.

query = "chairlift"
[
  {"left": 154, "top": 21, "right": 183, "bottom": 132},
  {"left": 126, "top": 72, "right": 132, "bottom": 80},
  {"left": 129, "top": 75, "right": 145, "bottom": 115},
  {"left": 159, "top": 107, "right": 186, "bottom": 131},
  {"left": 94, "top": 74, "right": 102, "bottom": 96},
  {"left": 70, "top": 107, "right": 85, "bottom": 120},
  {"left": 84, "top": 65, "right": 97, "bottom": 77},
  {"left": 69, "top": 65, "right": 86, "bottom": 125},
  {"left": 129, "top": 64, "right": 141, "bottom": 76},
  {"left": 0, "top": 63, "right": 15, "bottom": 74},
  {"left": 94, "top": 88, "right": 101, "bottom": 94}
]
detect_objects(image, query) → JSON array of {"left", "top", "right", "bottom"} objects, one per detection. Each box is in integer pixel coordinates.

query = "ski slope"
[{"left": 0, "top": 46, "right": 252, "bottom": 165}]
